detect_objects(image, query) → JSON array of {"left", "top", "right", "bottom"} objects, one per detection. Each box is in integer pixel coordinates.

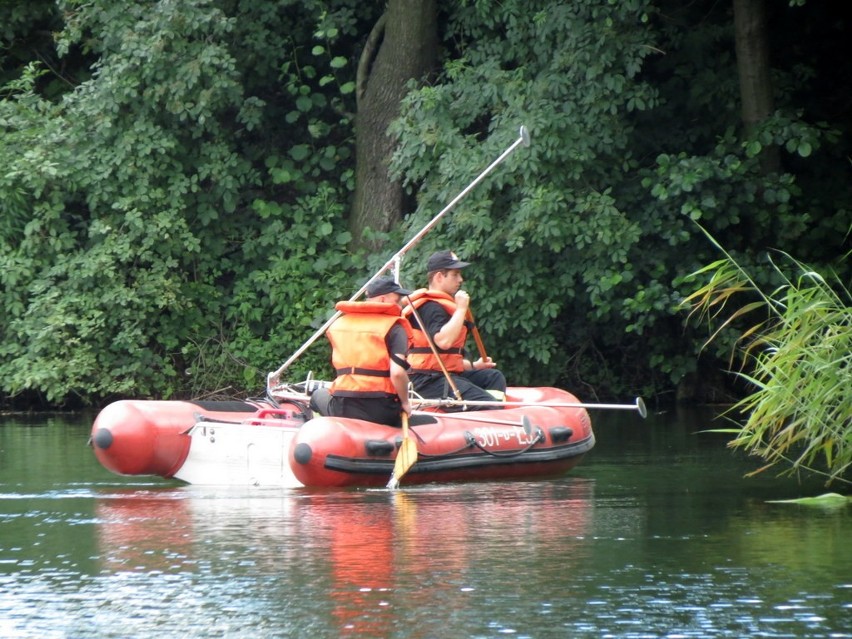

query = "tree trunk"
[
  {"left": 350, "top": 0, "right": 438, "bottom": 250},
  {"left": 733, "top": 0, "right": 780, "bottom": 173}
]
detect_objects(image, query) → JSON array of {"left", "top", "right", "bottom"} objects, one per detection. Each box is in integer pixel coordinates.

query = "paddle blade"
[{"left": 387, "top": 437, "right": 418, "bottom": 490}]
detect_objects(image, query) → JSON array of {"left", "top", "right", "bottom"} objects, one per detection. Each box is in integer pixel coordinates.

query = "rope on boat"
[
  {"left": 413, "top": 428, "right": 476, "bottom": 458},
  {"left": 413, "top": 427, "right": 545, "bottom": 461}
]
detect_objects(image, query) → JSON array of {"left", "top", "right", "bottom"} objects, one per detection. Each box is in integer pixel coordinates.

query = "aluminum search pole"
[
  {"left": 267, "top": 126, "right": 531, "bottom": 390},
  {"left": 414, "top": 396, "right": 649, "bottom": 419}
]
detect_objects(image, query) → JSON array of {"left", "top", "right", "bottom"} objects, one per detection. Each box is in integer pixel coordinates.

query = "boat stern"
[{"left": 90, "top": 400, "right": 192, "bottom": 477}]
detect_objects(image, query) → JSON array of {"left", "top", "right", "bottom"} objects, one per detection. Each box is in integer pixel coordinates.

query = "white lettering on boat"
[{"left": 472, "top": 427, "right": 537, "bottom": 447}]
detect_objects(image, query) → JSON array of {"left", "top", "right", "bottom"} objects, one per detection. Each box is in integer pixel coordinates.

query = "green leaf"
[
  {"left": 766, "top": 493, "right": 850, "bottom": 508},
  {"left": 296, "top": 95, "right": 313, "bottom": 112},
  {"left": 289, "top": 145, "right": 310, "bottom": 161}
]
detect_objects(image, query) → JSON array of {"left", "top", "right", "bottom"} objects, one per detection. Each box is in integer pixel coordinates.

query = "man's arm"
[
  {"left": 419, "top": 299, "right": 468, "bottom": 351},
  {"left": 387, "top": 324, "right": 411, "bottom": 415},
  {"left": 389, "top": 361, "right": 411, "bottom": 415}
]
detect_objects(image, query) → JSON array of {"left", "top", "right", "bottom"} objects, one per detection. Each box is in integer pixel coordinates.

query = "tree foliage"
[
  {"left": 1, "top": 0, "right": 373, "bottom": 405},
  {"left": 0, "top": 0, "right": 849, "bottom": 408},
  {"left": 389, "top": 0, "right": 658, "bottom": 398},
  {"left": 390, "top": 0, "right": 850, "bottom": 400}
]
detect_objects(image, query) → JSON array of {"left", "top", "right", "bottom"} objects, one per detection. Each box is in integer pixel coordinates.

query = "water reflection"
[
  {"left": 89, "top": 481, "right": 596, "bottom": 636},
  {"left": 95, "top": 490, "right": 196, "bottom": 574},
  {"left": 1, "top": 415, "right": 850, "bottom": 638}
]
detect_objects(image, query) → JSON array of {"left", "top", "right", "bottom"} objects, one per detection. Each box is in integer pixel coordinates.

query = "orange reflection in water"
[
  {"left": 309, "top": 481, "right": 594, "bottom": 636},
  {"left": 94, "top": 480, "right": 593, "bottom": 636},
  {"left": 95, "top": 490, "right": 196, "bottom": 574}
]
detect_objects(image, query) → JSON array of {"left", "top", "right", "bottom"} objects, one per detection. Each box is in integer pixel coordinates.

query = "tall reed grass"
[{"left": 684, "top": 231, "right": 850, "bottom": 486}]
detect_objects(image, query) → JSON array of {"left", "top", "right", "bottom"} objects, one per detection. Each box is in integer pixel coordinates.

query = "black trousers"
[
  {"left": 311, "top": 389, "right": 404, "bottom": 427},
  {"left": 410, "top": 369, "right": 506, "bottom": 411}
]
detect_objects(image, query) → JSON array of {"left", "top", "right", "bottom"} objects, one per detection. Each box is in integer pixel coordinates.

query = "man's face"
[
  {"left": 438, "top": 269, "right": 464, "bottom": 295},
  {"left": 385, "top": 293, "right": 404, "bottom": 307}
]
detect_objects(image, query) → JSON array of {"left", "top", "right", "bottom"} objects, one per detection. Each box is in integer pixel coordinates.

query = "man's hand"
[
  {"left": 472, "top": 357, "right": 496, "bottom": 370},
  {"left": 454, "top": 289, "right": 470, "bottom": 311}
]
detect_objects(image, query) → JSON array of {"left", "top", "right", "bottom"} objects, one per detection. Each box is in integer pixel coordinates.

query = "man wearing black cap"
[
  {"left": 317, "top": 276, "right": 413, "bottom": 426},
  {"left": 403, "top": 250, "right": 507, "bottom": 409}
]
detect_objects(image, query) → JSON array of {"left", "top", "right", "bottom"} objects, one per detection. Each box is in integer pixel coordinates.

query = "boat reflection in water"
[{"left": 93, "top": 480, "right": 594, "bottom": 635}]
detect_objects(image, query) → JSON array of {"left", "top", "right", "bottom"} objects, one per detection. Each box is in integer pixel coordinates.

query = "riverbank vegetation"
[
  {"left": 685, "top": 231, "right": 850, "bottom": 485},
  {"left": 1, "top": 0, "right": 849, "bottom": 409}
]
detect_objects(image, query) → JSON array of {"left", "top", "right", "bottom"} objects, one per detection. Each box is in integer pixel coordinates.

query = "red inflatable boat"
[{"left": 89, "top": 386, "right": 605, "bottom": 488}]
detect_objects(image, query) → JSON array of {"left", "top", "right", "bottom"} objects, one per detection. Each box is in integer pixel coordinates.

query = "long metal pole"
[
  {"left": 413, "top": 396, "right": 648, "bottom": 419},
  {"left": 267, "top": 126, "right": 531, "bottom": 389}
]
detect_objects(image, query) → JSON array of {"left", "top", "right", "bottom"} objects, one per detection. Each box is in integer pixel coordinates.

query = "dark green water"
[{"left": 1, "top": 407, "right": 849, "bottom": 638}]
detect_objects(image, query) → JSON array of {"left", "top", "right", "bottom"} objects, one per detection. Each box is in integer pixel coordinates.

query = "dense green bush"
[
  {"left": 1, "top": 0, "right": 849, "bottom": 408},
  {"left": 390, "top": 0, "right": 850, "bottom": 401},
  {"left": 0, "top": 0, "right": 374, "bottom": 405}
]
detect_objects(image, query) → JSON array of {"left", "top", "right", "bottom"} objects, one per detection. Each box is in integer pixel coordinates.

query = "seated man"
[
  {"left": 403, "top": 250, "right": 506, "bottom": 410},
  {"left": 314, "top": 277, "right": 413, "bottom": 426}
]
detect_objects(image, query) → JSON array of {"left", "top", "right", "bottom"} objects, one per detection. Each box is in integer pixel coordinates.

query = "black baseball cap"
[
  {"left": 426, "top": 250, "right": 471, "bottom": 272},
  {"left": 367, "top": 277, "right": 412, "bottom": 297}
]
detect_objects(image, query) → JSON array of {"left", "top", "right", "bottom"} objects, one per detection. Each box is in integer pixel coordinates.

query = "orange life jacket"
[
  {"left": 402, "top": 289, "right": 466, "bottom": 374},
  {"left": 327, "top": 300, "right": 413, "bottom": 398}
]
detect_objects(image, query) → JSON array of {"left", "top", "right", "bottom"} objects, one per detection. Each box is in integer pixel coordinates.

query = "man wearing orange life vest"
[
  {"left": 403, "top": 250, "right": 507, "bottom": 410},
  {"left": 323, "top": 277, "right": 414, "bottom": 427}
]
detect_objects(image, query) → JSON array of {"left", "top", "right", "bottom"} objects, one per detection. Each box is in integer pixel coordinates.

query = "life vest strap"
[
  {"left": 409, "top": 346, "right": 464, "bottom": 355},
  {"left": 334, "top": 366, "right": 391, "bottom": 378}
]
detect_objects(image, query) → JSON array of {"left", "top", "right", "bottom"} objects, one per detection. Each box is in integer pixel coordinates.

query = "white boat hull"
[{"left": 173, "top": 422, "right": 304, "bottom": 488}]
